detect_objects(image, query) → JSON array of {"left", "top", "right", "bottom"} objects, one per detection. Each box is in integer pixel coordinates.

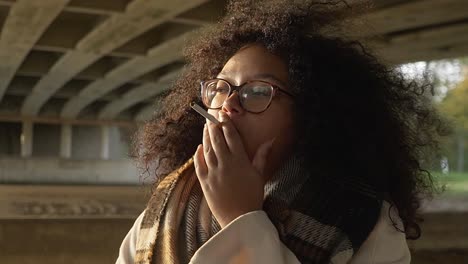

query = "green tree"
[{"left": 438, "top": 75, "right": 468, "bottom": 172}]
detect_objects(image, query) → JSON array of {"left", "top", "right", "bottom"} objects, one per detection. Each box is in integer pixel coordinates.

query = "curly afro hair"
[{"left": 132, "top": 0, "right": 452, "bottom": 240}]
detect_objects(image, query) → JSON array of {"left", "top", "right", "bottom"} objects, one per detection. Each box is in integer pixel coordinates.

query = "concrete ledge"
[
  {"left": 0, "top": 184, "right": 149, "bottom": 219},
  {"left": 409, "top": 212, "right": 468, "bottom": 251},
  {"left": 0, "top": 184, "right": 466, "bottom": 263},
  {"left": 0, "top": 218, "right": 134, "bottom": 264},
  {"left": 0, "top": 211, "right": 466, "bottom": 263}
]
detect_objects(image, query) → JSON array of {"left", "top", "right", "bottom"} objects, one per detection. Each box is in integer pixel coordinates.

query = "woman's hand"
[{"left": 193, "top": 111, "right": 275, "bottom": 228}]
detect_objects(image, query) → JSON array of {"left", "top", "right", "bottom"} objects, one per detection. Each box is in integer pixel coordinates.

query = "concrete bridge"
[{"left": 0, "top": 0, "right": 467, "bottom": 263}]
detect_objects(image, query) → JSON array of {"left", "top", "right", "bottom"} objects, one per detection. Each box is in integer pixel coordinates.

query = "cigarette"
[{"left": 190, "top": 102, "right": 220, "bottom": 125}]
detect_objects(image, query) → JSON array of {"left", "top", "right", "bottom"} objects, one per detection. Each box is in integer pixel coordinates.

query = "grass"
[{"left": 431, "top": 171, "right": 468, "bottom": 195}]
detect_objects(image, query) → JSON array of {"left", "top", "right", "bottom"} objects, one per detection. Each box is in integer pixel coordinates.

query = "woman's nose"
[{"left": 221, "top": 91, "right": 244, "bottom": 115}]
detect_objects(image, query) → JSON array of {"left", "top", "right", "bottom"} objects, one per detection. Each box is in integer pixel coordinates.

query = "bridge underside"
[{"left": 0, "top": 0, "right": 466, "bottom": 125}]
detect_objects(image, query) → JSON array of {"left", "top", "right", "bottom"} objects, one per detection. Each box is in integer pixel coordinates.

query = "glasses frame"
[{"left": 200, "top": 78, "right": 294, "bottom": 113}]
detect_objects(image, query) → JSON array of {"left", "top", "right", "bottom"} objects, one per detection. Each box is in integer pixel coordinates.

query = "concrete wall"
[
  {"left": 109, "top": 125, "right": 132, "bottom": 160},
  {"left": 0, "top": 185, "right": 149, "bottom": 263},
  {"left": 71, "top": 125, "right": 102, "bottom": 160},
  {"left": 70, "top": 125, "right": 131, "bottom": 160},
  {"left": 33, "top": 124, "right": 60, "bottom": 157},
  {"left": 0, "top": 157, "right": 142, "bottom": 185},
  {"left": 0, "top": 122, "right": 21, "bottom": 155},
  {"left": 0, "top": 218, "right": 134, "bottom": 264},
  {"left": 0, "top": 122, "right": 136, "bottom": 184},
  {"left": 0, "top": 122, "right": 132, "bottom": 160}
]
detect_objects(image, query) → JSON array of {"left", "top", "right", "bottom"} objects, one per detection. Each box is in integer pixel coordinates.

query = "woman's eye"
[{"left": 252, "top": 87, "right": 269, "bottom": 96}]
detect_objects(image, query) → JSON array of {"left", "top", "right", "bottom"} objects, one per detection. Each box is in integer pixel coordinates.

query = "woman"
[{"left": 117, "top": 1, "right": 450, "bottom": 263}]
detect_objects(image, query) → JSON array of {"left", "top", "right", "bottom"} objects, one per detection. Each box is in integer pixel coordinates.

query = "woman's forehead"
[{"left": 218, "top": 44, "right": 289, "bottom": 85}]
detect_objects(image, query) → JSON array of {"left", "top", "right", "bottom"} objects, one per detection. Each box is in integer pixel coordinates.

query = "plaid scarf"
[{"left": 135, "top": 154, "right": 382, "bottom": 264}]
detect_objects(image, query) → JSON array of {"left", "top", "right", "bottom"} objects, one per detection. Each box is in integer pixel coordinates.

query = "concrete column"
[
  {"left": 60, "top": 124, "right": 72, "bottom": 158},
  {"left": 100, "top": 125, "right": 110, "bottom": 160},
  {"left": 20, "top": 121, "right": 33, "bottom": 157}
]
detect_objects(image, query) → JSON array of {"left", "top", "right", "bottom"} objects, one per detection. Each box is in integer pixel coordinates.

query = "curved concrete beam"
[
  {"left": 60, "top": 31, "right": 195, "bottom": 119},
  {"left": 98, "top": 70, "right": 181, "bottom": 120},
  {"left": 134, "top": 103, "right": 160, "bottom": 122},
  {"left": 20, "top": 0, "right": 208, "bottom": 116},
  {"left": 0, "top": 0, "right": 69, "bottom": 101}
]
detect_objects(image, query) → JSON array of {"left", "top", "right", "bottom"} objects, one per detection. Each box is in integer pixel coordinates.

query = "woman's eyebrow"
[
  {"left": 217, "top": 72, "right": 287, "bottom": 87},
  {"left": 251, "top": 73, "right": 287, "bottom": 87}
]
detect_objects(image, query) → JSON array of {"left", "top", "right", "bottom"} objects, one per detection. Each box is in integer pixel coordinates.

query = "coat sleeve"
[
  {"left": 191, "top": 201, "right": 411, "bottom": 264},
  {"left": 115, "top": 210, "right": 145, "bottom": 264},
  {"left": 189, "top": 210, "right": 301, "bottom": 264},
  {"left": 117, "top": 202, "right": 411, "bottom": 264}
]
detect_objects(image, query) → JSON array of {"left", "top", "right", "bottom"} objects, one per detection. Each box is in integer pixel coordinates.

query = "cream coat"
[{"left": 116, "top": 201, "right": 410, "bottom": 264}]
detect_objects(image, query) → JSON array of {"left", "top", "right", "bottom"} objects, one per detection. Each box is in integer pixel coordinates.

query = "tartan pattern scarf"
[{"left": 134, "top": 154, "right": 382, "bottom": 264}]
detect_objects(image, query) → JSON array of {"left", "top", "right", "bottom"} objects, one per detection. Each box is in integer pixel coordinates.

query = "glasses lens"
[
  {"left": 203, "top": 79, "right": 230, "bottom": 108},
  {"left": 240, "top": 82, "right": 273, "bottom": 112}
]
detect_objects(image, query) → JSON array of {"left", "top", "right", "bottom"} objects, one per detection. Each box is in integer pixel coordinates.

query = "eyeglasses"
[{"left": 200, "top": 78, "right": 294, "bottom": 113}]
